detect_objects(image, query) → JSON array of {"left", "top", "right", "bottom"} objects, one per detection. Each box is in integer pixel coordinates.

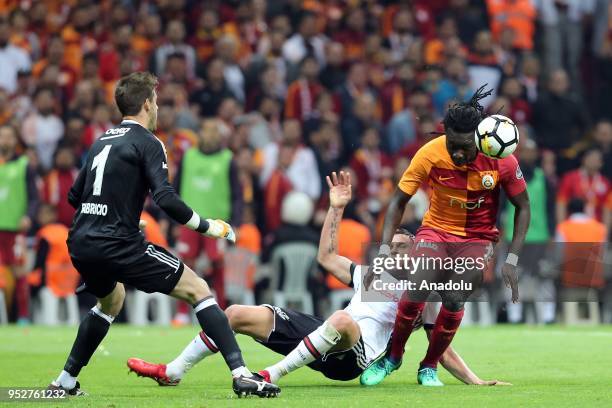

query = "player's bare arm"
[
  {"left": 381, "top": 188, "right": 412, "bottom": 247},
  {"left": 438, "top": 344, "right": 511, "bottom": 386},
  {"left": 317, "top": 171, "right": 354, "bottom": 284},
  {"left": 504, "top": 190, "right": 531, "bottom": 303}
]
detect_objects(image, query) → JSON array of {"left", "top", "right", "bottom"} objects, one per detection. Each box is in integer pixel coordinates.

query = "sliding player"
[
  {"left": 360, "top": 86, "right": 530, "bottom": 387},
  {"left": 128, "top": 171, "right": 510, "bottom": 386}
]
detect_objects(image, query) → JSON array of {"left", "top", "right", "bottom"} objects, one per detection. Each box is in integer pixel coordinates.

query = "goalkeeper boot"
[
  {"left": 233, "top": 372, "right": 280, "bottom": 398},
  {"left": 360, "top": 356, "right": 401, "bottom": 386},
  {"left": 47, "top": 380, "right": 87, "bottom": 396},
  {"left": 417, "top": 366, "right": 444, "bottom": 386}
]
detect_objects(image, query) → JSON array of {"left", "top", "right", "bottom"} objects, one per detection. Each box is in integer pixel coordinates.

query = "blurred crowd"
[{"left": 1, "top": 0, "right": 612, "bottom": 324}]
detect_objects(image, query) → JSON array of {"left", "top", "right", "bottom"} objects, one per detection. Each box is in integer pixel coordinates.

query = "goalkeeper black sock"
[
  {"left": 63, "top": 306, "right": 113, "bottom": 377},
  {"left": 193, "top": 296, "right": 247, "bottom": 374}
]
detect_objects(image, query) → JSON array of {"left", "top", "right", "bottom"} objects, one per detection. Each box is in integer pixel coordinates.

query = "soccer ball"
[{"left": 474, "top": 114, "right": 519, "bottom": 159}]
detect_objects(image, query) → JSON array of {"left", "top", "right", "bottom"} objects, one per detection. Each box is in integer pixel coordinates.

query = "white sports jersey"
[{"left": 344, "top": 265, "right": 440, "bottom": 366}]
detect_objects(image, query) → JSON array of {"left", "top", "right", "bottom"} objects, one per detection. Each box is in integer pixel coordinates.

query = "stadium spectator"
[
  {"left": 309, "top": 121, "right": 342, "bottom": 192},
  {"left": 250, "top": 28, "right": 289, "bottom": 94},
  {"left": 260, "top": 119, "right": 321, "bottom": 201},
  {"left": 60, "top": 3, "right": 98, "bottom": 76},
  {"left": 161, "top": 52, "right": 197, "bottom": 94},
  {"left": 0, "top": 124, "right": 38, "bottom": 324},
  {"left": 262, "top": 144, "right": 294, "bottom": 233},
  {"left": 21, "top": 87, "right": 64, "bottom": 172},
  {"left": 40, "top": 145, "right": 78, "bottom": 227},
  {"left": 190, "top": 58, "right": 236, "bottom": 118},
  {"left": 281, "top": 11, "right": 327, "bottom": 68},
  {"left": 533, "top": 69, "right": 590, "bottom": 170},
  {"left": 556, "top": 148, "right": 611, "bottom": 228},
  {"left": 499, "top": 77, "right": 532, "bottom": 124},
  {"left": 387, "top": 87, "right": 431, "bottom": 154},
  {"left": 0, "top": 16, "right": 31, "bottom": 95},
  {"left": 189, "top": 10, "right": 222, "bottom": 63},
  {"left": 486, "top": 0, "right": 537, "bottom": 51},
  {"left": 284, "top": 55, "right": 323, "bottom": 122},
  {"left": 536, "top": 0, "right": 595, "bottom": 86},
  {"left": 467, "top": 30, "right": 500, "bottom": 108},
  {"left": 154, "top": 103, "right": 197, "bottom": 176},
  {"left": 336, "top": 61, "right": 376, "bottom": 120},
  {"left": 518, "top": 54, "right": 541, "bottom": 103},
  {"left": 9, "top": 8, "right": 40, "bottom": 60},
  {"left": 503, "top": 137, "right": 556, "bottom": 324},
  {"left": 340, "top": 92, "right": 381, "bottom": 163},
  {"left": 350, "top": 127, "right": 393, "bottom": 211},
  {"left": 28, "top": 203, "right": 79, "bottom": 300},
  {"left": 98, "top": 24, "right": 146, "bottom": 86},
  {"left": 216, "top": 35, "right": 246, "bottom": 104},
  {"left": 131, "top": 13, "right": 163, "bottom": 60},
  {"left": 174, "top": 119, "right": 243, "bottom": 314},
  {"left": 302, "top": 91, "right": 338, "bottom": 143},
  {"left": 32, "top": 35, "right": 77, "bottom": 102},
  {"left": 591, "top": 120, "right": 612, "bottom": 179},
  {"left": 380, "top": 60, "right": 417, "bottom": 123},
  {"left": 319, "top": 42, "right": 346, "bottom": 91},
  {"left": 81, "top": 104, "right": 113, "bottom": 149},
  {"left": 333, "top": 7, "right": 367, "bottom": 62},
  {"left": 245, "top": 64, "right": 284, "bottom": 112},
  {"left": 384, "top": 8, "right": 418, "bottom": 63},
  {"left": 152, "top": 20, "right": 196, "bottom": 80},
  {"left": 0, "top": 88, "right": 14, "bottom": 127},
  {"left": 248, "top": 96, "right": 283, "bottom": 148},
  {"left": 555, "top": 198, "right": 607, "bottom": 290}
]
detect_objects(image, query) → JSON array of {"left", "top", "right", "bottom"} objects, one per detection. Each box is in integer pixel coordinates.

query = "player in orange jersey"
[{"left": 361, "top": 86, "right": 530, "bottom": 386}]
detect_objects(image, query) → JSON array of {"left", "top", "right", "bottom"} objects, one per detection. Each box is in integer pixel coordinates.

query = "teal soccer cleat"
[
  {"left": 417, "top": 367, "right": 444, "bottom": 386},
  {"left": 359, "top": 357, "right": 401, "bottom": 386}
]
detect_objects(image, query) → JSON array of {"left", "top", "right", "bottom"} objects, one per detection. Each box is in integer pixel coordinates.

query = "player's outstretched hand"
[
  {"left": 205, "top": 219, "right": 236, "bottom": 243},
  {"left": 501, "top": 263, "right": 519, "bottom": 303},
  {"left": 476, "top": 380, "right": 513, "bottom": 386},
  {"left": 326, "top": 171, "right": 352, "bottom": 209}
]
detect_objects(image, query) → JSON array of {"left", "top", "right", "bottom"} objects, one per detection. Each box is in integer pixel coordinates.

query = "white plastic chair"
[
  {"left": 462, "top": 291, "right": 494, "bottom": 327},
  {"left": 224, "top": 247, "right": 257, "bottom": 305},
  {"left": 0, "top": 290, "right": 8, "bottom": 324},
  {"left": 34, "top": 287, "right": 80, "bottom": 326},
  {"left": 271, "top": 242, "right": 317, "bottom": 314},
  {"left": 562, "top": 288, "right": 600, "bottom": 325},
  {"left": 128, "top": 291, "right": 172, "bottom": 326}
]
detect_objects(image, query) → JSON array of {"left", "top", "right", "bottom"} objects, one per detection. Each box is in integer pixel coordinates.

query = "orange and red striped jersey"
[{"left": 398, "top": 136, "right": 526, "bottom": 240}]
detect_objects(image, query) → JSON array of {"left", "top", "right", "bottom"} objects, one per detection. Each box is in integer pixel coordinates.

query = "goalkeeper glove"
[{"left": 204, "top": 219, "right": 236, "bottom": 243}]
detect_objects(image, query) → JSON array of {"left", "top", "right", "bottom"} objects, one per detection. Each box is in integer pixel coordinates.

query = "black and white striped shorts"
[
  {"left": 72, "top": 243, "right": 185, "bottom": 298},
  {"left": 259, "top": 305, "right": 367, "bottom": 381}
]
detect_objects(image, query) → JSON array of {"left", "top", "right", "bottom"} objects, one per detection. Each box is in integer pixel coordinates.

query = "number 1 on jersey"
[{"left": 92, "top": 145, "right": 112, "bottom": 196}]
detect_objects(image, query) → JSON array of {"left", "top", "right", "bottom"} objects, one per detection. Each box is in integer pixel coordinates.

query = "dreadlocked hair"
[{"left": 443, "top": 84, "right": 494, "bottom": 133}]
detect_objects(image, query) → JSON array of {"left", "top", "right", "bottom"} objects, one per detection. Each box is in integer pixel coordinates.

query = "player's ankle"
[
  {"left": 419, "top": 363, "right": 437, "bottom": 370},
  {"left": 230, "top": 366, "right": 252, "bottom": 378},
  {"left": 165, "top": 362, "right": 184, "bottom": 381},
  {"left": 56, "top": 370, "right": 77, "bottom": 389},
  {"left": 387, "top": 353, "right": 402, "bottom": 364},
  {"left": 264, "top": 366, "right": 282, "bottom": 383}
]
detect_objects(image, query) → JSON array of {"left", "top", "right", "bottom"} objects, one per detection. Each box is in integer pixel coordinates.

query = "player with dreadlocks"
[{"left": 360, "top": 85, "right": 531, "bottom": 386}]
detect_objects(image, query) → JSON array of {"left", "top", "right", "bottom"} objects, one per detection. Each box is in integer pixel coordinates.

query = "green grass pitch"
[{"left": 1, "top": 325, "right": 611, "bottom": 407}]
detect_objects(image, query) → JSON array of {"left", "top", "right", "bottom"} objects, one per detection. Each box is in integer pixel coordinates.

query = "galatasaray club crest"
[{"left": 482, "top": 174, "right": 495, "bottom": 190}]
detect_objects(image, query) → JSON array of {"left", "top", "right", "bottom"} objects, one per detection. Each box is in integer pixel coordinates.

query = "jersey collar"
[{"left": 121, "top": 119, "right": 146, "bottom": 128}]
